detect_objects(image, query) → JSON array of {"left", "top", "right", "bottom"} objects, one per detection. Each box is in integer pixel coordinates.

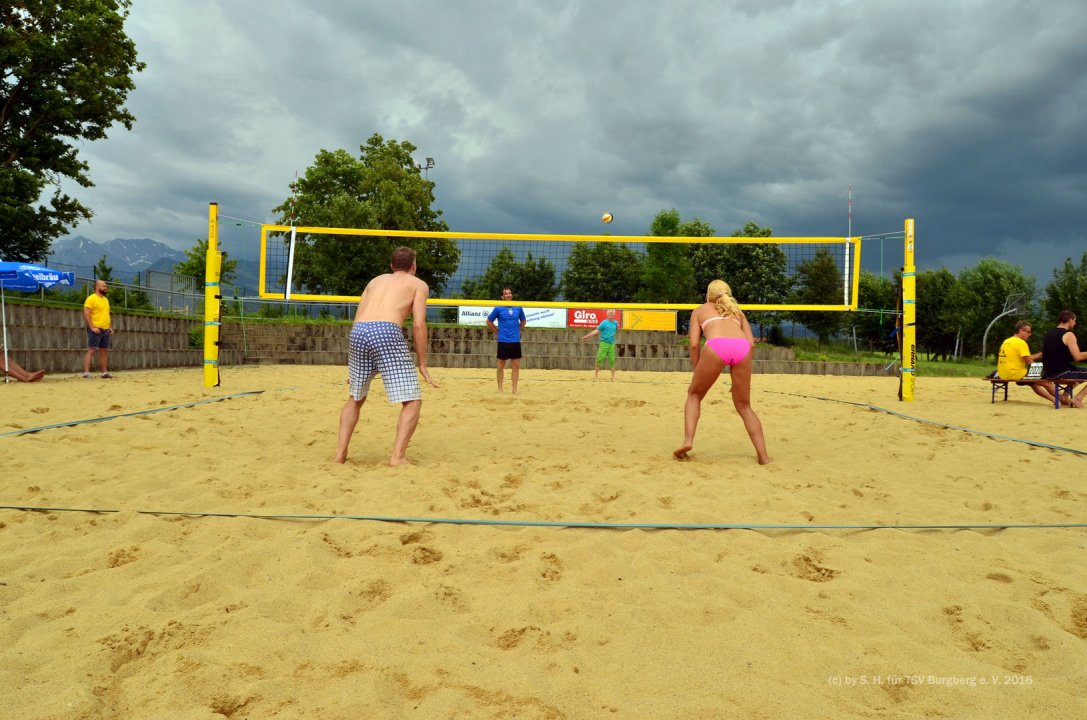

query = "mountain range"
[
  {"left": 47, "top": 236, "right": 260, "bottom": 291},
  {"left": 47, "top": 236, "right": 186, "bottom": 277}
]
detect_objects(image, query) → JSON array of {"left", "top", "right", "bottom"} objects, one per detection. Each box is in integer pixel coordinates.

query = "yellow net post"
[
  {"left": 203, "top": 203, "right": 222, "bottom": 387},
  {"left": 900, "top": 218, "right": 916, "bottom": 401}
]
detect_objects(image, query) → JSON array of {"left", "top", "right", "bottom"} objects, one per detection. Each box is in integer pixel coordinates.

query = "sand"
[{"left": 1, "top": 365, "right": 1086, "bottom": 719}]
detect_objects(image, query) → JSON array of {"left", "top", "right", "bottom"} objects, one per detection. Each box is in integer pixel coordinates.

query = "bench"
[{"left": 987, "top": 375, "right": 1084, "bottom": 409}]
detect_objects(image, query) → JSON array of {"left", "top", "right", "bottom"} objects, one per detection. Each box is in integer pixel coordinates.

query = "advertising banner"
[
  {"left": 621, "top": 310, "right": 677, "bottom": 332},
  {"left": 523, "top": 307, "right": 567, "bottom": 328},
  {"left": 566, "top": 308, "right": 618, "bottom": 329},
  {"left": 458, "top": 306, "right": 493, "bottom": 326},
  {"left": 459, "top": 306, "right": 567, "bottom": 328}
]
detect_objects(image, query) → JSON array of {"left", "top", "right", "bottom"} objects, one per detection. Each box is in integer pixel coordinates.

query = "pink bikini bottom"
[{"left": 705, "top": 337, "right": 751, "bottom": 366}]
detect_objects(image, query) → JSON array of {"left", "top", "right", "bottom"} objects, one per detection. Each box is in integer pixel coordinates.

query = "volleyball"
[{"left": 601, "top": 212, "right": 613, "bottom": 224}]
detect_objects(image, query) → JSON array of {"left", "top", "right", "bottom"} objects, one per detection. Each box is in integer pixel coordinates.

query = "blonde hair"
[{"left": 707, "top": 280, "right": 741, "bottom": 318}]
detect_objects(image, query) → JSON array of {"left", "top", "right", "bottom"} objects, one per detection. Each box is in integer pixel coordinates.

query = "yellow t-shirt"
[
  {"left": 997, "top": 336, "right": 1030, "bottom": 380},
  {"left": 84, "top": 293, "right": 111, "bottom": 330}
]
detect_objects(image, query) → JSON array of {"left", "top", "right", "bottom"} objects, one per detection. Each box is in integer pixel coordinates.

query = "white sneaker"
[{"left": 82, "top": 372, "right": 93, "bottom": 379}]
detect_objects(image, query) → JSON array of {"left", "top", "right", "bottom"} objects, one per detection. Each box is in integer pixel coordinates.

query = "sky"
[{"left": 60, "top": 0, "right": 1086, "bottom": 284}]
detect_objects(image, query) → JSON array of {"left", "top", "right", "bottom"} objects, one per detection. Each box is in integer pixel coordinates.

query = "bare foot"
[
  {"left": 757, "top": 454, "right": 771, "bottom": 465},
  {"left": 673, "top": 444, "right": 692, "bottom": 460},
  {"left": 389, "top": 456, "right": 411, "bottom": 466},
  {"left": 29, "top": 370, "right": 46, "bottom": 382}
]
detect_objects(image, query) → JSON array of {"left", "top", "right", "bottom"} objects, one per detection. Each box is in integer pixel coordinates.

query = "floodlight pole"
[{"left": 981, "top": 308, "right": 1018, "bottom": 362}]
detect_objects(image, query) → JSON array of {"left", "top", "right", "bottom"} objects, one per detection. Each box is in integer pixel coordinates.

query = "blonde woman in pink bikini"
[{"left": 674, "top": 279, "right": 770, "bottom": 464}]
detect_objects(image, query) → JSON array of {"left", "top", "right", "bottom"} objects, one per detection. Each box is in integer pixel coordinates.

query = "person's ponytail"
[{"left": 707, "top": 279, "right": 741, "bottom": 318}]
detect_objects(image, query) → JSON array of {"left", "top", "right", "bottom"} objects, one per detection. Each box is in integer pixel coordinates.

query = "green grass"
[
  {"left": 915, "top": 358, "right": 994, "bottom": 378},
  {"left": 789, "top": 341, "right": 992, "bottom": 378}
]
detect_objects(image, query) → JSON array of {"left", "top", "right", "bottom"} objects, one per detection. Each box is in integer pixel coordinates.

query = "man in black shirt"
[{"left": 1041, "top": 310, "right": 1087, "bottom": 408}]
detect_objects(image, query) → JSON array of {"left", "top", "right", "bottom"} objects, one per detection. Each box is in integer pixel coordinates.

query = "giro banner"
[{"left": 566, "top": 308, "right": 617, "bottom": 329}]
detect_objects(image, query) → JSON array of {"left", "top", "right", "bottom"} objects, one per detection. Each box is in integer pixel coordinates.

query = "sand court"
[{"left": 2, "top": 366, "right": 1086, "bottom": 718}]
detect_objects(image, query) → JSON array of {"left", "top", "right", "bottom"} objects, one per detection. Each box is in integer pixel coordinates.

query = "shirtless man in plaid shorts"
[{"left": 334, "top": 246, "right": 438, "bottom": 466}]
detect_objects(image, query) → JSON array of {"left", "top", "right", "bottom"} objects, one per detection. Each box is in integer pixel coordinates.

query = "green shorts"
[{"left": 596, "top": 342, "right": 616, "bottom": 368}]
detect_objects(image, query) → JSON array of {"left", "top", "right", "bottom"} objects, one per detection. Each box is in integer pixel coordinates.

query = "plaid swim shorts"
[{"left": 348, "top": 322, "right": 421, "bottom": 403}]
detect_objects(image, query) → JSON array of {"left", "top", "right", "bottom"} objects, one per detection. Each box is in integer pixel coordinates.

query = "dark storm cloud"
[{"left": 62, "top": 0, "right": 1085, "bottom": 282}]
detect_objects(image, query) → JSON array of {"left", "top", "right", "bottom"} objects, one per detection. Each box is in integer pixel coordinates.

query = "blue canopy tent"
[{"left": 0, "top": 262, "right": 76, "bottom": 383}]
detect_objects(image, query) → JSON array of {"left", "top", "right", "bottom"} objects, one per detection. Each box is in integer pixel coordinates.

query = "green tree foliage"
[
  {"left": 460, "top": 246, "right": 558, "bottom": 301},
  {"left": 124, "top": 273, "right": 152, "bottom": 311},
  {"left": 848, "top": 271, "right": 899, "bottom": 353},
  {"left": 690, "top": 221, "right": 791, "bottom": 334},
  {"left": 514, "top": 253, "right": 559, "bottom": 301},
  {"left": 1042, "top": 252, "right": 1087, "bottom": 322},
  {"left": 258, "top": 303, "right": 285, "bottom": 319},
  {"left": 636, "top": 209, "right": 699, "bottom": 303},
  {"left": 0, "top": 1, "right": 145, "bottom": 261},
  {"left": 916, "top": 268, "right": 960, "bottom": 360},
  {"left": 93, "top": 255, "right": 113, "bottom": 282},
  {"left": 949, "top": 258, "right": 1036, "bottom": 358},
  {"left": 561, "top": 242, "right": 643, "bottom": 302},
  {"left": 174, "top": 238, "right": 238, "bottom": 286},
  {"left": 271, "top": 134, "right": 459, "bottom": 296},
  {"left": 791, "top": 249, "right": 843, "bottom": 344},
  {"left": 691, "top": 220, "right": 767, "bottom": 293}
]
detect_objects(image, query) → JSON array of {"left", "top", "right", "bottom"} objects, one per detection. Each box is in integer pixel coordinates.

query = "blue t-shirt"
[
  {"left": 597, "top": 319, "right": 618, "bottom": 344},
  {"left": 488, "top": 306, "right": 526, "bottom": 342}
]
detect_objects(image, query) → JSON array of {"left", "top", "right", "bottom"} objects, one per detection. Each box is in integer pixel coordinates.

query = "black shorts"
[
  {"left": 1053, "top": 369, "right": 1087, "bottom": 380},
  {"left": 87, "top": 328, "right": 112, "bottom": 349},
  {"left": 497, "top": 341, "right": 522, "bottom": 360}
]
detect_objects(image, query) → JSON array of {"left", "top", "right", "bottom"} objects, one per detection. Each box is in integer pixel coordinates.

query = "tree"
[
  {"left": 690, "top": 221, "right": 791, "bottom": 335},
  {"left": 561, "top": 242, "right": 643, "bottom": 302},
  {"left": 271, "top": 134, "right": 459, "bottom": 296},
  {"left": 93, "top": 255, "right": 113, "bottom": 282},
  {"left": 849, "top": 270, "right": 899, "bottom": 353},
  {"left": 512, "top": 252, "right": 559, "bottom": 301},
  {"left": 174, "top": 238, "right": 238, "bottom": 286},
  {"left": 791, "top": 249, "right": 843, "bottom": 344},
  {"left": 1043, "top": 252, "right": 1087, "bottom": 322},
  {"left": 636, "top": 209, "right": 700, "bottom": 304},
  {"left": 949, "top": 258, "right": 1036, "bottom": 358},
  {"left": 916, "top": 268, "right": 960, "bottom": 360},
  {"left": 461, "top": 246, "right": 557, "bottom": 301},
  {"left": 125, "top": 272, "right": 152, "bottom": 311},
  {"left": 0, "top": 1, "right": 145, "bottom": 261}
]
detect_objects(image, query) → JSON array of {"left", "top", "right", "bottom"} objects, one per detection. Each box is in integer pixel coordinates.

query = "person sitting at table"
[
  {"left": 1041, "top": 310, "right": 1087, "bottom": 409},
  {"left": 996, "top": 321, "right": 1055, "bottom": 404}
]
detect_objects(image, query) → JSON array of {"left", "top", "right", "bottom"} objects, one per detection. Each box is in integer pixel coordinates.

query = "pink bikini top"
[{"left": 700, "top": 315, "right": 742, "bottom": 331}]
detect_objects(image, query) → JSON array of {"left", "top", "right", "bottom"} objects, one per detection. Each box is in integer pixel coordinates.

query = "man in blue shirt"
[
  {"left": 486, "top": 287, "right": 527, "bottom": 393},
  {"left": 580, "top": 309, "right": 619, "bottom": 381}
]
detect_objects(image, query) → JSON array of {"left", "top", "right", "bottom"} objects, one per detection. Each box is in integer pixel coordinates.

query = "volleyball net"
[
  {"left": 204, "top": 205, "right": 916, "bottom": 400},
  {"left": 254, "top": 223, "right": 864, "bottom": 312}
]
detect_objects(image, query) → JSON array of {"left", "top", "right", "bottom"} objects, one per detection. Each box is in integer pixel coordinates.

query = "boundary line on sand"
[
  {"left": 0, "top": 391, "right": 265, "bottom": 437},
  {"left": 2, "top": 506, "right": 1085, "bottom": 531}
]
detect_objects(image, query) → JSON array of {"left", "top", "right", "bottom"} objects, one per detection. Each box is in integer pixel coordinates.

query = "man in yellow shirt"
[
  {"left": 996, "top": 321, "right": 1053, "bottom": 403},
  {"left": 82, "top": 279, "right": 115, "bottom": 378}
]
